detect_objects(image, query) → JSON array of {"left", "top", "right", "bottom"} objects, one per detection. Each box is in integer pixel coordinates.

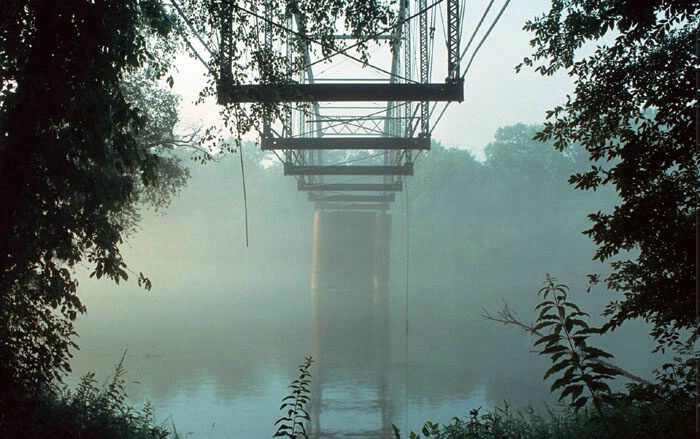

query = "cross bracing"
[{"left": 216, "top": 0, "right": 463, "bottom": 210}]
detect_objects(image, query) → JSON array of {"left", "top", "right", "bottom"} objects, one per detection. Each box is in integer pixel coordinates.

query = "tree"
[
  {"left": 0, "top": 0, "right": 404, "bottom": 424},
  {"left": 172, "top": 0, "right": 398, "bottom": 147},
  {"left": 518, "top": 1, "right": 699, "bottom": 348},
  {"left": 116, "top": 70, "right": 193, "bottom": 237},
  {"left": 484, "top": 123, "right": 585, "bottom": 185},
  {"left": 0, "top": 0, "right": 178, "bottom": 418}
]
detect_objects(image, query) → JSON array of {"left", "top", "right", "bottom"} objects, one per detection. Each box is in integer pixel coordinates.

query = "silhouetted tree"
[
  {"left": 0, "top": 0, "right": 178, "bottom": 422},
  {"left": 519, "top": 0, "right": 699, "bottom": 348},
  {"left": 0, "top": 1, "right": 405, "bottom": 423}
]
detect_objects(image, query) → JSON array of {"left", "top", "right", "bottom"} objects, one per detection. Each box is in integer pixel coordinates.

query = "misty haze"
[{"left": 1, "top": 1, "right": 696, "bottom": 439}]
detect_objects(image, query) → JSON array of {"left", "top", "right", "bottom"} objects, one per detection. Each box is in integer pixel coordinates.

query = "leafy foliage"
[
  {"left": 274, "top": 356, "right": 313, "bottom": 439},
  {"left": 0, "top": 0, "right": 181, "bottom": 414},
  {"left": 392, "top": 397, "right": 697, "bottom": 439},
  {"left": 170, "top": 0, "right": 398, "bottom": 151},
  {"left": 116, "top": 70, "right": 193, "bottom": 237},
  {"left": 406, "top": 130, "right": 611, "bottom": 290},
  {"left": 533, "top": 275, "right": 618, "bottom": 432},
  {"left": 519, "top": 0, "right": 699, "bottom": 348},
  {"left": 0, "top": 351, "right": 176, "bottom": 439}
]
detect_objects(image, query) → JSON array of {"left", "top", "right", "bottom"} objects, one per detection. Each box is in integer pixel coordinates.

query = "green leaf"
[
  {"left": 572, "top": 396, "right": 587, "bottom": 411},
  {"left": 534, "top": 333, "right": 562, "bottom": 346},
  {"left": 560, "top": 384, "right": 584, "bottom": 402},
  {"left": 543, "top": 358, "right": 571, "bottom": 380},
  {"left": 541, "top": 344, "right": 568, "bottom": 355},
  {"left": 580, "top": 346, "right": 614, "bottom": 359},
  {"left": 550, "top": 376, "right": 570, "bottom": 391}
]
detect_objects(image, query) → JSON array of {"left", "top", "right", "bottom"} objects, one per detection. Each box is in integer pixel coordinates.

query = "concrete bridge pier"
[{"left": 309, "top": 210, "right": 393, "bottom": 438}]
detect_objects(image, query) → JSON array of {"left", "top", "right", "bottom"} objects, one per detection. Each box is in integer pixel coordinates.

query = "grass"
[
  {"left": 0, "top": 351, "right": 179, "bottom": 439},
  {"left": 394, "top": 394, "right": 696, "bottom": 439}
]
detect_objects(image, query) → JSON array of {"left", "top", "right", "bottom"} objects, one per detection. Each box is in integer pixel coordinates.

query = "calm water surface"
[{"left": 69, "top": 277, "right": 653, "bottom": 439}]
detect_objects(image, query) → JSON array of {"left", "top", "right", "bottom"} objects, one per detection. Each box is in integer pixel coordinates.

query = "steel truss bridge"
[{"left": 217, "top": 0, "right": 463, "bottom": 211}]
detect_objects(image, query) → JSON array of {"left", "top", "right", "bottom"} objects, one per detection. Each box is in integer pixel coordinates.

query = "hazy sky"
[{"left": 170, "top": 0, "right": 573, "bottom": 160}]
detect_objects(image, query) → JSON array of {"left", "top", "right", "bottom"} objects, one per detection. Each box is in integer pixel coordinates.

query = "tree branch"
[{"left": 482, "top": 300, "right": 652, "bottom": 386}]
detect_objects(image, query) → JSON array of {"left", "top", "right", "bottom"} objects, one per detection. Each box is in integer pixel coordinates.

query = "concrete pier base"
[{"left": 309, "top": 210, "right": 393, "bottom": 438}]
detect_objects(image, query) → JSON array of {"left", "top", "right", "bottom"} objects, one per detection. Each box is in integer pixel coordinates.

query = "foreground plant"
[
  {"left": 274, "top": 356, "right": 313, "bottom": 439},
  {"left": 0, "top": 351, "right": 175, "bottom": 439},
  {"left": 534, "top": 275, "right": 618, "bottom": 433}
]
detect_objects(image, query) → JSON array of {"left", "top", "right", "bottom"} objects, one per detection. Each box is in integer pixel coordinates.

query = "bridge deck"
[
  {"left": 298, "top": 182, "right": 402, "bottom": 192},
  {"left": 262, "top": 137, "right": 429, "bottom": 150},
  {"left": 308, "top": 194, "right": 395, "bottom": 203},
  {"left": 218, "top": 82, "right": 463, "bottom": 104},
  {"left": 284, "top": 164, "right": 413, "bottom": 176}
]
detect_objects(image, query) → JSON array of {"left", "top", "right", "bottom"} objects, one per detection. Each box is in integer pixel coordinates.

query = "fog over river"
[{"left": 69, "top": 149, "right": 663, "bottom": 438}]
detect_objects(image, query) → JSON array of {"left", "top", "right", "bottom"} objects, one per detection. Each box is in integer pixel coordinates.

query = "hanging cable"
[
  {"left": 453, "top": 0, "right": 495, "bottom": 77},
  {"left": 403, "top": 177, "right": 410, "bottom": 435},
  {"left": 169, "top": 0, "right": 217, "bottom": 58},
  {"left": 220, "top": 0, "right": 445, "bottom": 85},
  {"left": 431, "top": 0, "right": 513, "bottom": 134},
  {"left": 153, "top": 0, "right": 214, "bottom": 75},
  {"left": 225, "top": 2, "right": 411, "bottom": 83},
  {"left": 292, "top": 0, "right": 446, "bottom": 80},
  {"left": 461, "top": 0, "right": 512, "bottom": 80},
  {"left": 237, "top": 130, "right": 250, "bottom": 247},
  {"left": 429, "top": 102, "right": 451, "bottom": 135}
]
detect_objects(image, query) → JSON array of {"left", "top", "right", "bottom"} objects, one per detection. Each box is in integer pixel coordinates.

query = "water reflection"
[
  {"left": 68, "top": 277, "right": 565, "bottom": 439},
  {"left": 309, "top": 210, "right": 393, "bottom": 438},
  {"left": 68, "top": 210, "right": 659, "bottom": 439}
]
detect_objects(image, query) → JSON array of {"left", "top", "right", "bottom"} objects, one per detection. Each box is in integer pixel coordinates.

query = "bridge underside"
[
  {"left": 217, "top": 0, "right": 462, "bottom": 210},
  {"left": 218, "top": 83, "right": 463, "bottom": 104},
  {"left": 261, "top": 136, "right": 431, "bottom": 151}
]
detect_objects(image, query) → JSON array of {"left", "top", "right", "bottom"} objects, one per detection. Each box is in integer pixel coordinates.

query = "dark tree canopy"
[
  {"left": 0, "top": 0, "right": 178, "bottom": 411},
  {"left": 519, "top": 0, "right": 699, "bottom": 347},
  {"left": 0, "top": 1, "right": 404, "bottom": 425}
]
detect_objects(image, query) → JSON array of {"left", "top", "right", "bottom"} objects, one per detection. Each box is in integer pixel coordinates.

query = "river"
[{"left": 68, "top": 269, "right": 660, "bottom": 439}]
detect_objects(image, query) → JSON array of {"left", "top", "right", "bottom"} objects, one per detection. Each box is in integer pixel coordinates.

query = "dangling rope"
[
  {"left": 403, "top": 179, "right": 411, "bottom": 433},
  {"left": 237, "top": 128, "right": 250, "bottom": 247}
]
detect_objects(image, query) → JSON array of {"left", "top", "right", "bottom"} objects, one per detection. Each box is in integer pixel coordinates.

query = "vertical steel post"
[
  {"left": 262, "top": 0, "right": 272, "bottom": 138},
  {"left": 447, "top": 0, "right": 460, "bottom": 82},
  {"left": 404, "top": 0, "right": 413, "bottom": 171},
  {"left": 384, "top": 0, "right": 408, "bottom": 184},
  {"left": 284, "top": 17, "right": 293, "bottom": 163},
  {"left": 419, "top": 0, "right": 429, "bottom": 136},
  {"left": 404, "top": 0, "right": 412, "bottom": 138},
  {"left": 217, "top": 1, "right": 233, "bottom": 104}
]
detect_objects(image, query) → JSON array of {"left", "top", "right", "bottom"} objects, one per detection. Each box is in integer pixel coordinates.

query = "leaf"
[
  {"left": 543, "top": 358, "right": 571, "bottom": 380},
  {"left": 550, "top": 366, "right": 576, "bottom": 392},
  {"left": 166, "top": 75, "right": 174, "bottom": 88},
  {"left": 572, "top": 396, "right": 587, "bottom": 411},
  {"left": 550, "top": 350, "right": 569, "bottom": 362},
  {"left": 541, "top": 344, "right": 568, "bottom": 355},
  {"left": 534, "top": 333, "right": 562, "bottom": 346},
  {"left": 559, "top": 384, "right": 584, "bottom": 401},
  {"left": 580, "top": 346, "right": 614, "bottom": 359}
]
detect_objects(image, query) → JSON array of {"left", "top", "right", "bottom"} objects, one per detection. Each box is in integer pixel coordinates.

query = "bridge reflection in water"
[{"left": 310, "top": 210, "right": 394, "bottom": 438}]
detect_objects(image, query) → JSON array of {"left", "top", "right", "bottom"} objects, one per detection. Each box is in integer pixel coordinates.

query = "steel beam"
[
  {"left": 316, "top": 203, "right": 390, "bottom": 211},
  {"left": 284, "top": 164, "right": 413, "bottom": 176},
  {"left": 262, "top": 137, "right": 430, "bottom": 150},
  {"left": 308, "top": 194, "right": 396, "bottom": 203},
  {"left": 218, "top": 82, "right": 463, "bottom": 103},
  {"left": 299, "top": 182, "right": 403, "bottom": 192}
]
